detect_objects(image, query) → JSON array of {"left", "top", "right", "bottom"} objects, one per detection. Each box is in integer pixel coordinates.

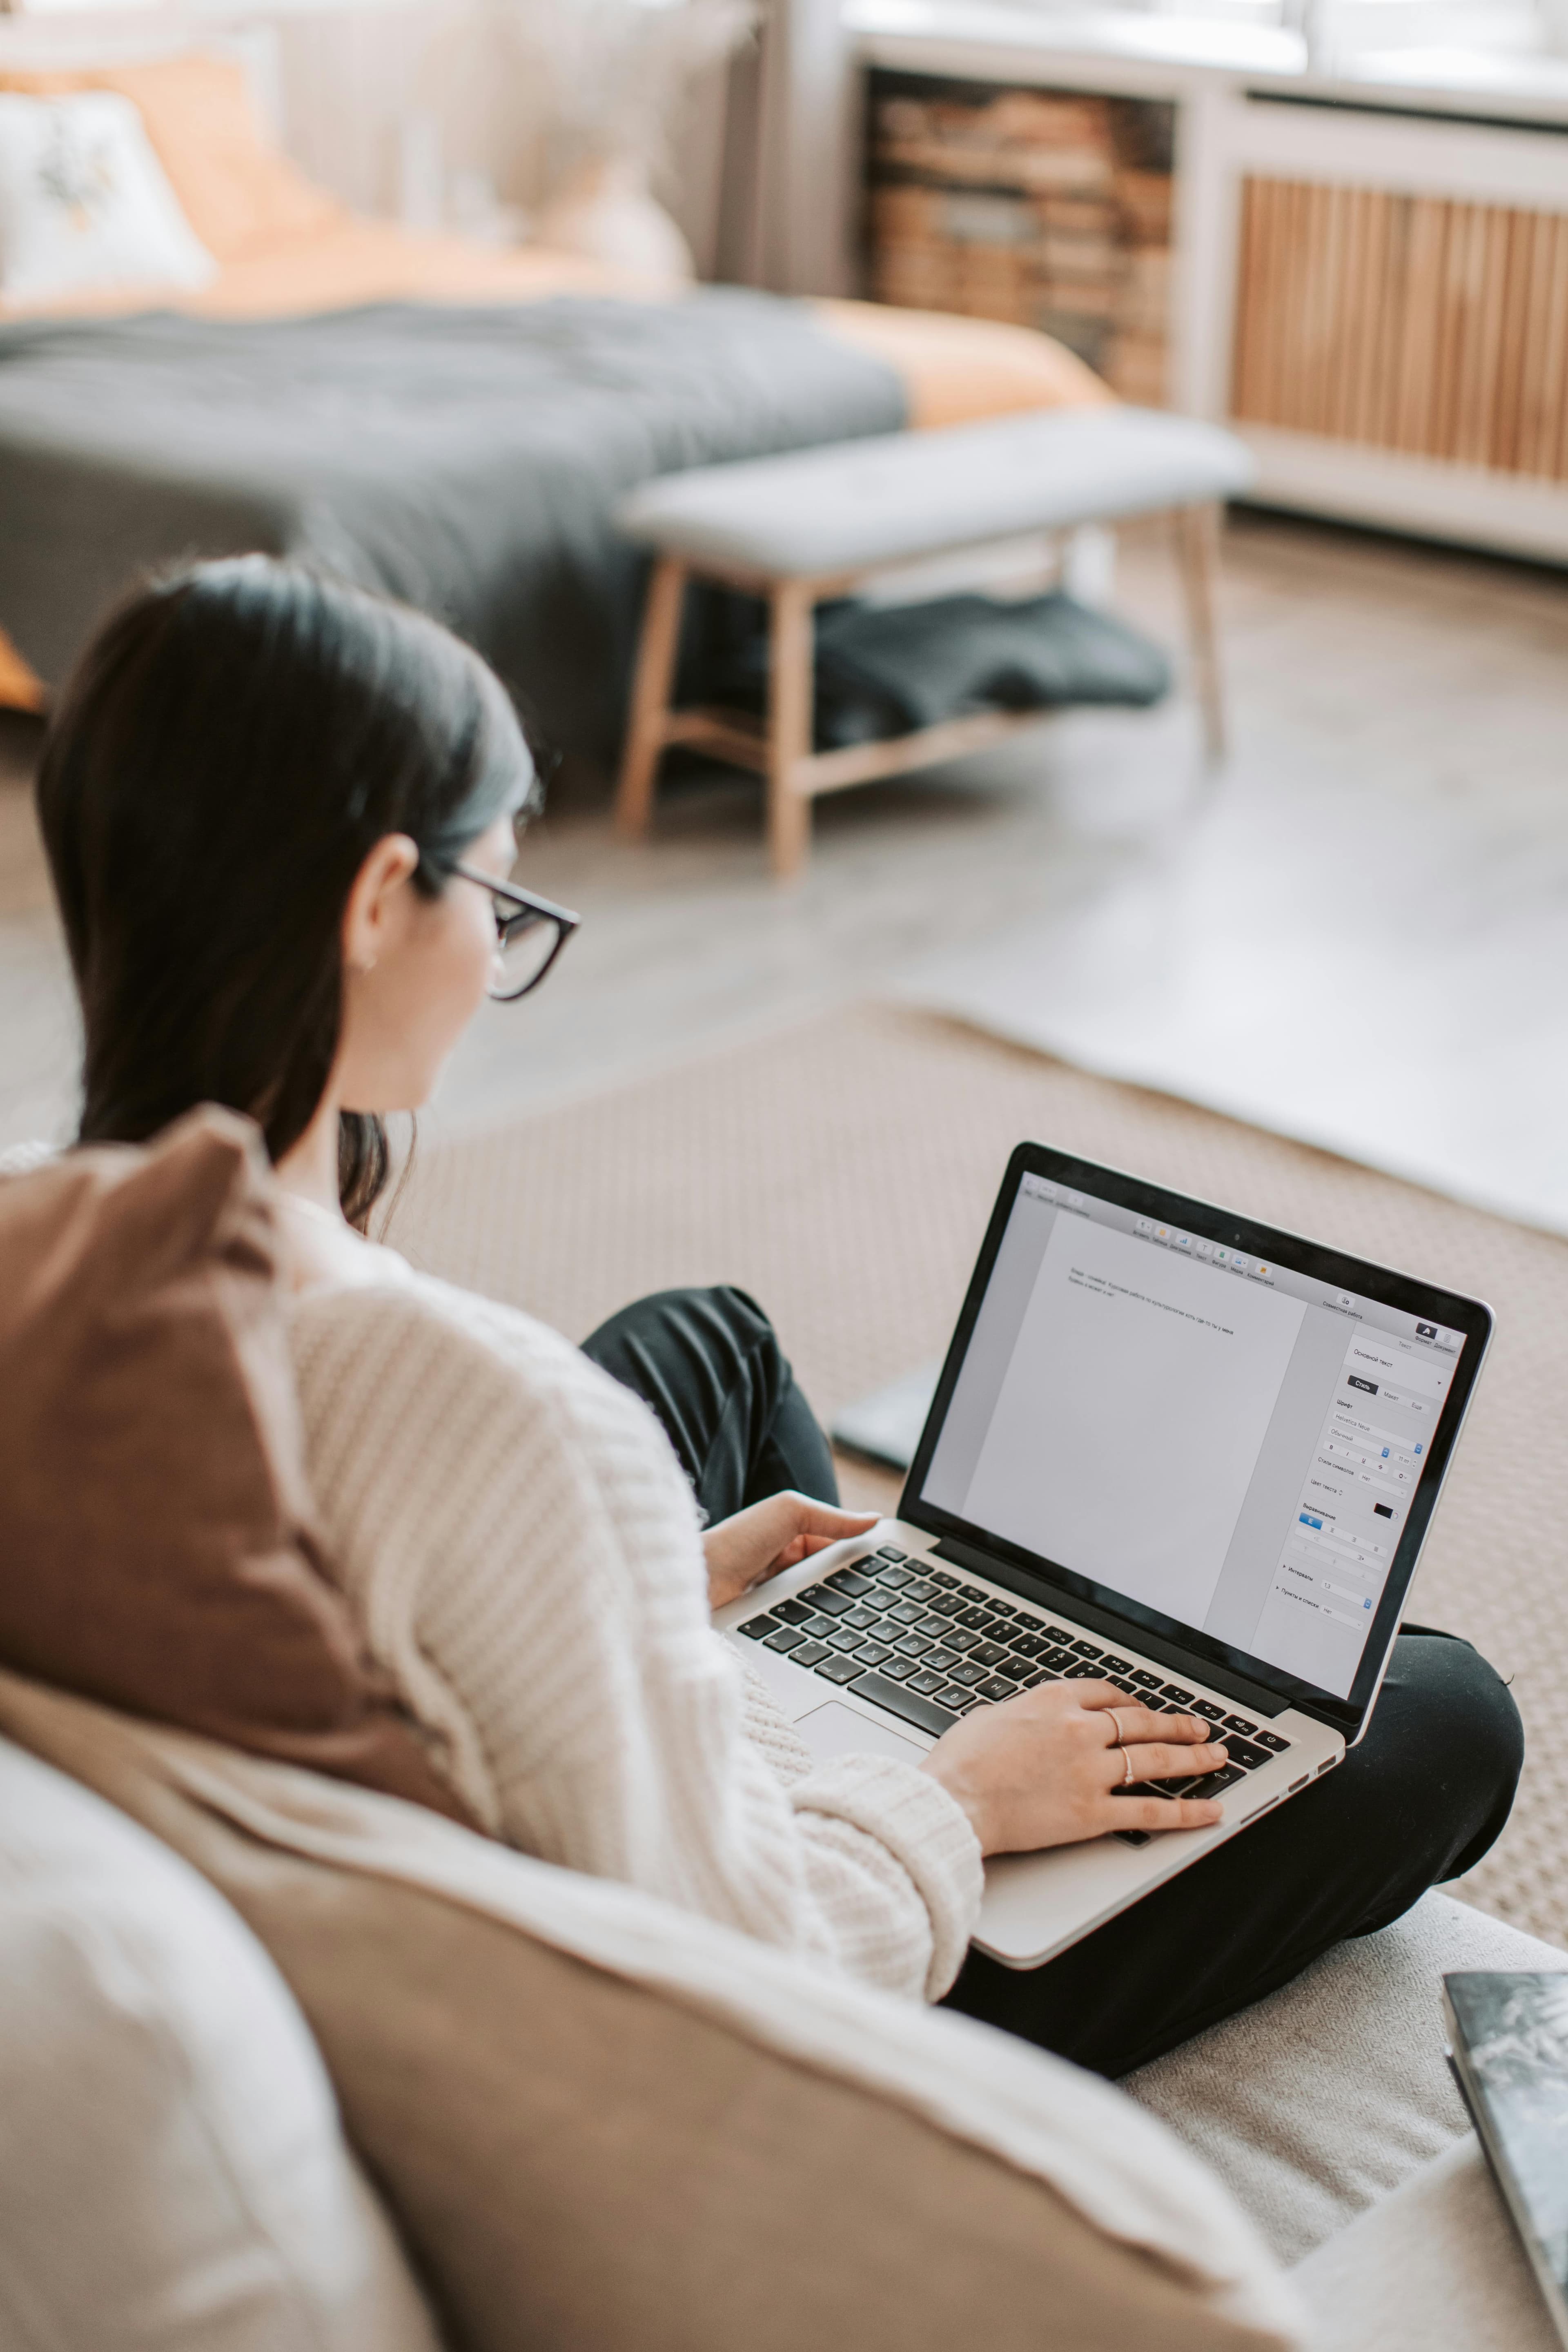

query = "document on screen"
[{"left": 958, "top": 1217, "right": 1308, "bottom": 1628}]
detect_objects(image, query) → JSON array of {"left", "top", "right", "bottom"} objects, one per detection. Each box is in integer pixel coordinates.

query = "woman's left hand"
[{"left": 703, "top": 1493, "right": 880, "bottom": 1614}]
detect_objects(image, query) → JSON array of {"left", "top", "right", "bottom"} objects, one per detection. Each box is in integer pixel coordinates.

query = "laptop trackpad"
[{"left": 795, "top": 1700, "right": 928, "bottom": 1765}]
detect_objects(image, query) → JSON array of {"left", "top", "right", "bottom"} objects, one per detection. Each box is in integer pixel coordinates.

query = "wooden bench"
[{"left": 613, "top": 405, "right": 1256, "bottom": 878}]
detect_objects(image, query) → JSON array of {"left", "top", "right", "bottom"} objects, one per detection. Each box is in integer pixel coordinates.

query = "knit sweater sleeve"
[{"left": 286, "top": 1276, "right": 982, "bottom": 2002}]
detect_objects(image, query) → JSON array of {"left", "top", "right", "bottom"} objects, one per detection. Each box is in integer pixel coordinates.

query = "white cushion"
[
  {"left": 0, "top": 1735, "right": 441, "bottom": 2352},
  {"left": 616, "top": 408, "right": 1257, "bottom": 578},
  {"left": 1128, "top": 1891, "right": 1568, "bottom": 2265},
  {"left": 0, "top": 92, "right": 216, "bottom": 301},
  {"left": 1294, "top": 2136, "right": 1560, "bottom": 2352}
]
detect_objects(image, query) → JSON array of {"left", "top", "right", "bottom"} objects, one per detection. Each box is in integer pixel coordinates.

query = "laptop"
[{"left": 718, "top": 1141, "right": 1492, "bottom": 1969}]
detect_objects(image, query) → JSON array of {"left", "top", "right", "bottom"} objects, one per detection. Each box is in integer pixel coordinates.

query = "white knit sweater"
[{"left": 281, "top": 1207, "right": 983, "bottom": 2003}]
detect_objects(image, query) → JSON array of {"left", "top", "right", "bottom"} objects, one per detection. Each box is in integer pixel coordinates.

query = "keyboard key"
[
  {"left": 1040, "top": 1646, "right": 1078, "bottom": 1673},
  {"left": 957, "top": 1606, "right": 993, "bottom": 1632},
  {"left": 874, "top": 1565, "right": 915, "bottom": 1590},
  {"left": 913, "top": 1612, "right": 950, "bottom": 1638},
  {"left": 764, "top": 1627, "right": 806, "bottom": 1653},
  {"left": 934, "top": 1684, "right": 972, "bottom": 1710},
  {"left": 889, "top": 1601, "right": 924, "bottom": 1626},
  {"left": 1101, "top": 1655, "right": 1133, "bottom": 1675},
  {"left": 828, "top": 1627, "right": 866, "bottom": 1652},
  {"left": 971, "top": 1641, "right": 1011, "bottom": 1670},
  {"left": 949, "top": 1661, "right": 989, "bottom": 1687},
  {"left": 1022, "top": 1668, "right": 1060, "bottom": 1688},
  {"left": 1191, "top": 1700, "right": 1226, "bottom": 1723},
  {"left": 1107, "top": 1679, "right": 1139, "bottom": 1697},
  {"left": 737, "top": 1615, "right": 775, "bottom": 1640},
  {"left": 929, "top": 1570, "right": 962, "bottom": 1589},
  {"left": 772, "top": 1599, "right": 812, "bottom": 1627},
  {"left": 976, "top": 1675, "right": 1020, "bottom": 1703},
  {"left": 1130, "top": 1669, "right": 1163, "bottom": 1690},
  {"left": 1071, "top": 1640, "right": 1103, "bottom": 1660},
  {"left": 944, "top": 1628, "right": 981, "bottom": 1655},
  {"left": 984, "top": 1600, "right": 1019, "bottom": 1619},
  {"left": 906, "top": 1670, "right": 944, "bottom": 1697},
  {"left": 852, "top": 1642, "right": 893, "bottom": 1670},
  {"left": 806, "top": 1587, "right": 853, "bottom": 1617},
  {"left": 926, "top": 1648, "right": 958, "bottom": 1676},
  {"left": 1223, "top": 1737, "right": 1272, "bottom": 1773},
  {"left": 1188, "top": 1764, "right": 1246, "bottom": 1797},
  {"left": 904, "top": 1578, "right": 939, "bottom": 1604},
  {"left": 825, "top": 1568, "right": 875, "bottom": 1597},
  {"left": 1161, "top": 1685, "right": 1195, "bottom": 1705},
  {"left": 1009, "top": 1632, "right": 1049, "bottom": 1661},
  {"left": 1044, "top": 1626, "right": 1075, "bottom": 1645},
  {"left": 814, "top": 1653, "right": 864, "bottom": 1684},
  {"left": 1140, "top": 1693, "right": 1169, "bottom": 1711},
  {"left": 1254, "top": 1729, "right": 1291, "bottom": 1754},
  {"left": 792, "top": 1642, "right": 831, "bottom": 1668},
  {"left": 875, "top": 1546, "right": 908, "bottom": 1561},
  {"left": 840, "top": 1605, "right": 879, "bottom": 1630},
  {"left": 927, "top": 1593, "right": 966, "bottom": 1618},
  {"left": 1116, "top": 1829, "right": 1154, "bottom": 1848},
  {"left": 1064, "top": 1663, "right": 1105, "bottom": 1680},
  {"left": 799, "top": 1613, "right": 839, "bottom": 1642},
  {"left": 895, "top": 1633, "right": 930, "bottom": 1657},
  {"left": 1223, "top": 1715, "right": 1258, "bottom": 1737},
  {"left": 876, "top": 1654, "right": 918, "bottom": 1679},
  {"left": 850, "top": 1671, "right": 956, "bottom": 1737}
]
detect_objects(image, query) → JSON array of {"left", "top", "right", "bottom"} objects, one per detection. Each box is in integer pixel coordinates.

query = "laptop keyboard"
[{"left": 737, "top": 1545, "right": 1292, "bottom": 1845}]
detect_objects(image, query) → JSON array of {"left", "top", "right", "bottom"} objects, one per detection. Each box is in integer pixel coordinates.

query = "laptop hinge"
[{"left": 931, "top": 1536, "right": 1295, "bottom": 1722}]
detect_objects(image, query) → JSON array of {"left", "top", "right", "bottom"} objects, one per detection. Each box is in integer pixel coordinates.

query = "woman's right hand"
[{"left": 921, "top": 1679, "right": 1229, "bottom": 1856}]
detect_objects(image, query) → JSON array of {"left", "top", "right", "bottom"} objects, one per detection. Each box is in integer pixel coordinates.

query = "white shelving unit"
[{"left": 849, "top": 0, "right": 1568, "bottom": 561}]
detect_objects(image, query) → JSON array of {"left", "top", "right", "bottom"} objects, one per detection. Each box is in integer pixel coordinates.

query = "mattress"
[{"left": 0, "top": 227, "right": 1109, "bottom": 717}]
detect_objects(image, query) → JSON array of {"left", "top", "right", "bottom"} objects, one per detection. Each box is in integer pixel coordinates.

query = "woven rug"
[{"left": 391, "top": 1004, "right": 1568, "bottom": 1949}]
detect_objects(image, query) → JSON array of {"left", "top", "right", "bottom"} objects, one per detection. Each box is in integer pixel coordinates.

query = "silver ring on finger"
[
  {"left": 1105, "top": 1707, "right": 1128, "bottom": 1748},
  {"left": 1121, "top": 1747, "right": 1135, "bottom": 1788}
]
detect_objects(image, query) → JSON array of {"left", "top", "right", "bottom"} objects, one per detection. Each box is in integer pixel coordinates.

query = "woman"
[{"left": 36, "top": 558, "right": 1522, "bottom": 2076}]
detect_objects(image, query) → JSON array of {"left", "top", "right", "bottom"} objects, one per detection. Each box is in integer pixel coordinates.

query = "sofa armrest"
[
  {"left": 1127, "top": 1891, "right": 1568, "bottom": 2264},
  {"left": 1293, "top": 2134, "right": 1559, "bottom": 2352}
]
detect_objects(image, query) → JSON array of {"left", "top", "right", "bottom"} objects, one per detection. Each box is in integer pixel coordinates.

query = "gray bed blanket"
[{"left": 0, "top": 289, "right": 904, "bottom": 758}]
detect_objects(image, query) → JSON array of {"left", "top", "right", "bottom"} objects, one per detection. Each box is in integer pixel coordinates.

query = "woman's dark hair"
[{"left": 36, "top": 557, "right": 535, "bottom": 1225}]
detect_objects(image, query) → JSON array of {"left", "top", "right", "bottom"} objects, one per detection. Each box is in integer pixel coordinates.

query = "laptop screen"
[{"left": 908, "top": 1157, "right": 1484, "bottom": 1723}]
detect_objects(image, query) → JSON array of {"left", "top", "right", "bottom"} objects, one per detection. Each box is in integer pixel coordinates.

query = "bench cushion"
[{"left": 618, "top": 408, "right": 1256, "bottom": 579}]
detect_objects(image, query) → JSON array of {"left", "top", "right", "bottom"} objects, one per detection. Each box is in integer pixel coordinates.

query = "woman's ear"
[{"left": 341, "top": 834, "right": 421, "bottom": 975}]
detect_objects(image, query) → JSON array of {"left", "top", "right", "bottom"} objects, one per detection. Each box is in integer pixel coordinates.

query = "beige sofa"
[{"left": 0, "top": 1663, "right": 1559, "bottom": 2352}]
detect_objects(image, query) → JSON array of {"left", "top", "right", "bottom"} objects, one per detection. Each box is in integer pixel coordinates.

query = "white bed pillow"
[{"left": 0, "top": 91, "right": 216, "bottom": 301}]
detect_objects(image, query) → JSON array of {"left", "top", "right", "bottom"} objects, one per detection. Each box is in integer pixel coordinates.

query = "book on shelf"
[
  {"left": 865, "top": 71, "right": 1174, "bottom": 402},
  {"left": 1444, "top": 1970, "right": 1568, "bottom": 2351}
]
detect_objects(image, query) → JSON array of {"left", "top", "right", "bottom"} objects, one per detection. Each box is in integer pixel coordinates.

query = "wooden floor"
[{"left": 3, "top": 508, "right": 1568, "bottom": 1154}]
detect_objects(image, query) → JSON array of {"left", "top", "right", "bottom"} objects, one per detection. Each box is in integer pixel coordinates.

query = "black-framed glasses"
[{"left": 451, "top": 862, "right": 580, "bottom": 1002}]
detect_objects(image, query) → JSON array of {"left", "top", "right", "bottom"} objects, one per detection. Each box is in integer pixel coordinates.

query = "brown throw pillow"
[{"left": 0, "top": 1105, "right": 469, "bottom": 1822}]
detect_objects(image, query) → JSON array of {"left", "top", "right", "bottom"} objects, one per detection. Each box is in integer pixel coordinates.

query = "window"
[{"left": 984, "top": 0, "right": 1555, "bottom": 58}]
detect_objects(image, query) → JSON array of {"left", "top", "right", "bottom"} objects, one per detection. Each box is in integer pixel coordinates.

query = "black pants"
[{"left": 584, "top": 1284, "right": 1524, "bottom": 2079}]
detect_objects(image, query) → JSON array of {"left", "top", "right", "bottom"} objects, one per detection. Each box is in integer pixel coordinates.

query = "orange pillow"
[
  {"left": 0, "top": 1105, "right": 470, "bottom": 1823},
  {"left": 0, "top": 54, "right": 343, "bottom": 264}
]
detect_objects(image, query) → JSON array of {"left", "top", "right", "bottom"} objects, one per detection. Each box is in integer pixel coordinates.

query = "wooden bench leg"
[
  {"left": 767, "top": 579, "right": 814, "bottom": 881},
  {"left": 1176, "top": 503, "right": 1227, "bottom": 768},
  {"left": 615, "top": 557, "right": 688, "bottom": 841}
]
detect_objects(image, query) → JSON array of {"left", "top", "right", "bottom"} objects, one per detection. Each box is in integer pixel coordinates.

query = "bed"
[{"left": 0, "top": 49, "right": 1111, "bottom": 750}]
